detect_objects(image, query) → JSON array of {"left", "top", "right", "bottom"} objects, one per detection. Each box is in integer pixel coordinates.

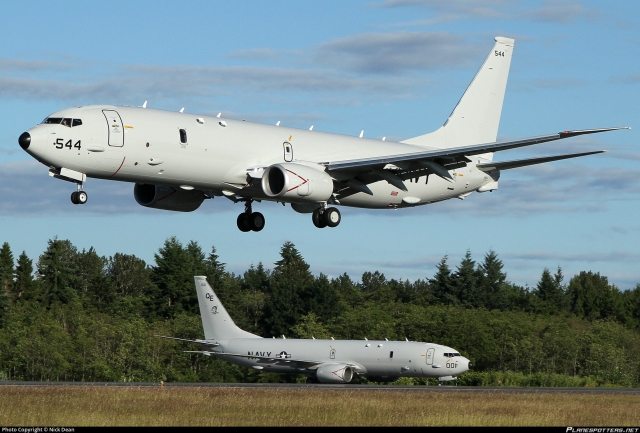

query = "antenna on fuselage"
[
  {"left": 216, "top": 113, "right": 221, "bottom": 118},
  {"left": 179, "top": 107, "right": 184, "bottom": 113},
  {"left": 382, "top": 137, "right": 386, "bottom": 141},
  {"left": 359, "top": 130, "right": 364, "bottom": 138},
  {"left": 276, "top": 121, "right": 280, "bottom": 126},
  {"left": 309, "top": 125, "right": 314, "bottom": 131},
  {"left": 142, "top": 101, "right": 147, "bottom": 108}
]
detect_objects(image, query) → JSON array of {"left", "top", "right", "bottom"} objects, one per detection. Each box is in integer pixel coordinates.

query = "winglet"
[{"left": 559, "top": 126, "right": 630, "bottom": 138}]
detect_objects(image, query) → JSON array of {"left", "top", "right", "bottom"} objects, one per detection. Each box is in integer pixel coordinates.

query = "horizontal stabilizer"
[
  {"left": 156, "top": 335, "right": 219, "bottom": 347},
  {"left": 476, "top": 150, "right": 606, "bottom": 172}
]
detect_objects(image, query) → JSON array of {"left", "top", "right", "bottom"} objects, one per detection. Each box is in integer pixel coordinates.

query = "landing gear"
[
  {"left": 312, "top": 206, "right": 341, "bottom": 229},
  {"left": 236, "top": 200, "right": 265, "bottom": 232},
  {"left": 70, "top": 185, "right": 87, "bottom": 205},
  {"left": 312, "top": 209, "right": 327, "bottom": 228}
]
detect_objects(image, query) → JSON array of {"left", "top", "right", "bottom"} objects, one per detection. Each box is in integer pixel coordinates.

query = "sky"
[{"left": 1, "top": 0, "right": 639, "bottom": 290}]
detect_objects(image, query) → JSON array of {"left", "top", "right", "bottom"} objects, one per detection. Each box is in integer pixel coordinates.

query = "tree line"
[{"left": 0, "top": 238, "right": 639, "bottom": 386}]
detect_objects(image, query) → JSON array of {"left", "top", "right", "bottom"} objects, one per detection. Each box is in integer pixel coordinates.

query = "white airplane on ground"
[
  {"left": 159, "top": 276, "right": 473, "bottom": 384},
  {"left": 18, "top": 37, "right": 628, "bottom": 231}
]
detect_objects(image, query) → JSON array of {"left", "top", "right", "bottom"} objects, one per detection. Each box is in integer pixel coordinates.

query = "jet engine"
[
  {"left": 315, "top": 363, "right": 354, "bottom": 384},
  {"left": 261, "top": 163, "right": 333, "bottom": 203},
  {"left": 134, "top": 183, "right": 205, "bottom": 212}
]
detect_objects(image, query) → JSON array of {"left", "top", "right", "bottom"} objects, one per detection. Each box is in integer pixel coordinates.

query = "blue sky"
[{"left": 1, "top": 0, "right": 639, "bottom": 289}]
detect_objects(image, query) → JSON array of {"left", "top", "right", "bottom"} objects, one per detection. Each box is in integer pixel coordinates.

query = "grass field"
[{"left": 1, "top": 387, "right": 639, "bottom": 426}]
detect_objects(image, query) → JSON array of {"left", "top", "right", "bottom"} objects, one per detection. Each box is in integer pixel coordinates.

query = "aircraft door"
[
  {"left": 283, "top": 142, "right": 293, "bottom": 162},
  {"left": 103, "top": 110, "right": 124, "bottom": 147},
  {"left": 330, "top": 348, "right": 336, "bottom": 359},
  {"left": 426, "top": 348, "right": 435, "bottom": 365}
]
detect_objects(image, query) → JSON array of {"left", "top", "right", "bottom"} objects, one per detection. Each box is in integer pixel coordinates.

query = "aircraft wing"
[
  {"left": 188, "top": 350, "right": 325, "bottom": 368},
  {"left": 326, "top": 127, "right": 626, "bottom": 199},
  {"left": 325, "top": 127, "right": 626, "bottom": 172},
  {"left": 476, "top": 150, "right": 606, "bottom": 172}
]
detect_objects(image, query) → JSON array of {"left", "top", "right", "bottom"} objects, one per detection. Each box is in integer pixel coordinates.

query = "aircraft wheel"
[
  {"left": 237, "top": 213, "right": 251, "bottom": 232},
  {"left": 249, "top": 212, "right": 265, "bottom": 232},
  {"left": 324, "top": 207, "right": 341, "bottom": 228},
  {"left": 70, "top": 192, "right": 78, "bottom": 204},
  {"left": 312, "top": 209, "right": 327, "bottom": 228},
  {"left": 77, "top": 191, "right": 88, "bottom": 204}
]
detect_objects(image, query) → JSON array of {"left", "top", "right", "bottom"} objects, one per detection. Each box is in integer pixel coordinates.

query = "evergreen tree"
[
  {"left": 535, "top": 267, "right": 566, "bottom": 312},
  {"left": 360, "top": 271, "right": 396, "bottom": 303},
  {"left": 262, "top": 242, "right": 312, "bottom": 336},
  {"left": 37, "top": 238, "right": 79, "bottom": 306},
  {"left": 13, "top": 251, "right": 37, "bottom": 303},
  {"left": 107, "top": 253, "right": 151, "bottom": 298},
  {"left": 304, "top": 273, "right": 342, "bottom": 323},
  {"left": 478, "top": 250, "right": 507, "bottom": 310},
  {"left": 0, "top": 242, "right": 14, "bottom": 296},
  {"left": 75, "top": 248, "right": 114, "bottom": 311},
  {"left": 203, "top": 245, "right": 228, "bottom": 301},
  {"left": 430, "top": 256, "right": 456, "bottom": 305},
  {"left": 152, "top": 237, "right": 202, "bottom": 317},
  {"left": 0, "top": 242, "right": 13, "bottom": 324},
  {"left": 239, "top": 263, "right": 270, "bottom": 333},
  {"left": 454, "top": 251, "right": 478, "bottom": 308},
  {"left": 331, "top": 273, "right": 363, "bottom": 308}
]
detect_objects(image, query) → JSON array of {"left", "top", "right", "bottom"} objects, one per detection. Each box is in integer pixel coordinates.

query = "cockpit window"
[{"left": 42, "top": 117, "right": 82, "bottom": 127}]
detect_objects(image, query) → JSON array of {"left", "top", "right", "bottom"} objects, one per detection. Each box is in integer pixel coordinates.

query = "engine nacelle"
[
  {"left": 315, "top": 363, "right": 354, "bottom": 384},
  {"left": 261, "top": 163, "right": 333, "bottom": 203},
  {"left": 134, "top": 183, "right": 205, "bottom": 212}
]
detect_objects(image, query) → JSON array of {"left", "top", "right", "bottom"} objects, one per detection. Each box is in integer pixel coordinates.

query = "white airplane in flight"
[
  {"left": 18, "top": 37, "right": 628, "bottom": 232},
  {"left": 159, "top": 276, "right": 473, "bottom": 384}
]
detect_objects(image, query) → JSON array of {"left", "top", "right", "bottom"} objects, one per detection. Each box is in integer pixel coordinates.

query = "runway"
[{"left": 1, "top": 381, "right": 638, "bottom": 394}]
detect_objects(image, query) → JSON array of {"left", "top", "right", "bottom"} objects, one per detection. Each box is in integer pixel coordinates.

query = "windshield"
[{"left": 42, "top": 117, "right": 82, "bottom": 127}]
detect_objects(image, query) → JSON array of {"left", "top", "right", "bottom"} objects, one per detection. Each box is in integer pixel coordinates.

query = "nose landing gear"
[
  {"left": 312, "top": 206, "right": 341, "bottom": 229},
  {"left": 236, "top": 200, "right": 264, "bottom": 232},
  {"left": 71, "top": 190, "right": 88, "bottom": 205}
]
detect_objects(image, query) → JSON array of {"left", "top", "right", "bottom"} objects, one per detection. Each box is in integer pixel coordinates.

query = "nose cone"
[{"left": 18, "top": 132, "right": 31, "bottom": 150}]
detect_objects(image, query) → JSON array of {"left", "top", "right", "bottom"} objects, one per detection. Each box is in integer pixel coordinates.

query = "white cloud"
[{"left": 318, "top": 32, "right": 479, "bottom": 74}]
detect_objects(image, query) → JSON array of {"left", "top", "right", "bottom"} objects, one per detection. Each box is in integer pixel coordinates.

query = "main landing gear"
[
  {"left": 70, "top": 184, "right": 88, "bottom": 205},
  {"left": 312, "top": 206, "right": 341, "bottom": 229},
  {"left": 237, "top": 200, "right": 265, "bottom": 232}
]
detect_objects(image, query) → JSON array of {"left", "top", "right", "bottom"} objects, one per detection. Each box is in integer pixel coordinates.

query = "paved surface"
[{"left": 1, "top": 381, "right": 639, "bottom": 394}]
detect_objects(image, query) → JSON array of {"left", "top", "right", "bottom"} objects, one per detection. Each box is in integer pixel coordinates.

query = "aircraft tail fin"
[
  {"left": 195, "top": 276, "right": 260, "bottom": 341},
  {"left": 402, "top": 37, "right": 515, "bottom": 160}
]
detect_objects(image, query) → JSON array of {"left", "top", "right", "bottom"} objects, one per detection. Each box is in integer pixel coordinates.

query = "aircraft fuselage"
[{"left": 22, "top": 105, "right": 490, "bottom": 210}]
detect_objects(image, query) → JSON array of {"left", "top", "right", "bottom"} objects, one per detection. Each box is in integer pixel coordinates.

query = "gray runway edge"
[{"left": 1, "top": 382, "right": 639, "bottom": 394}]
